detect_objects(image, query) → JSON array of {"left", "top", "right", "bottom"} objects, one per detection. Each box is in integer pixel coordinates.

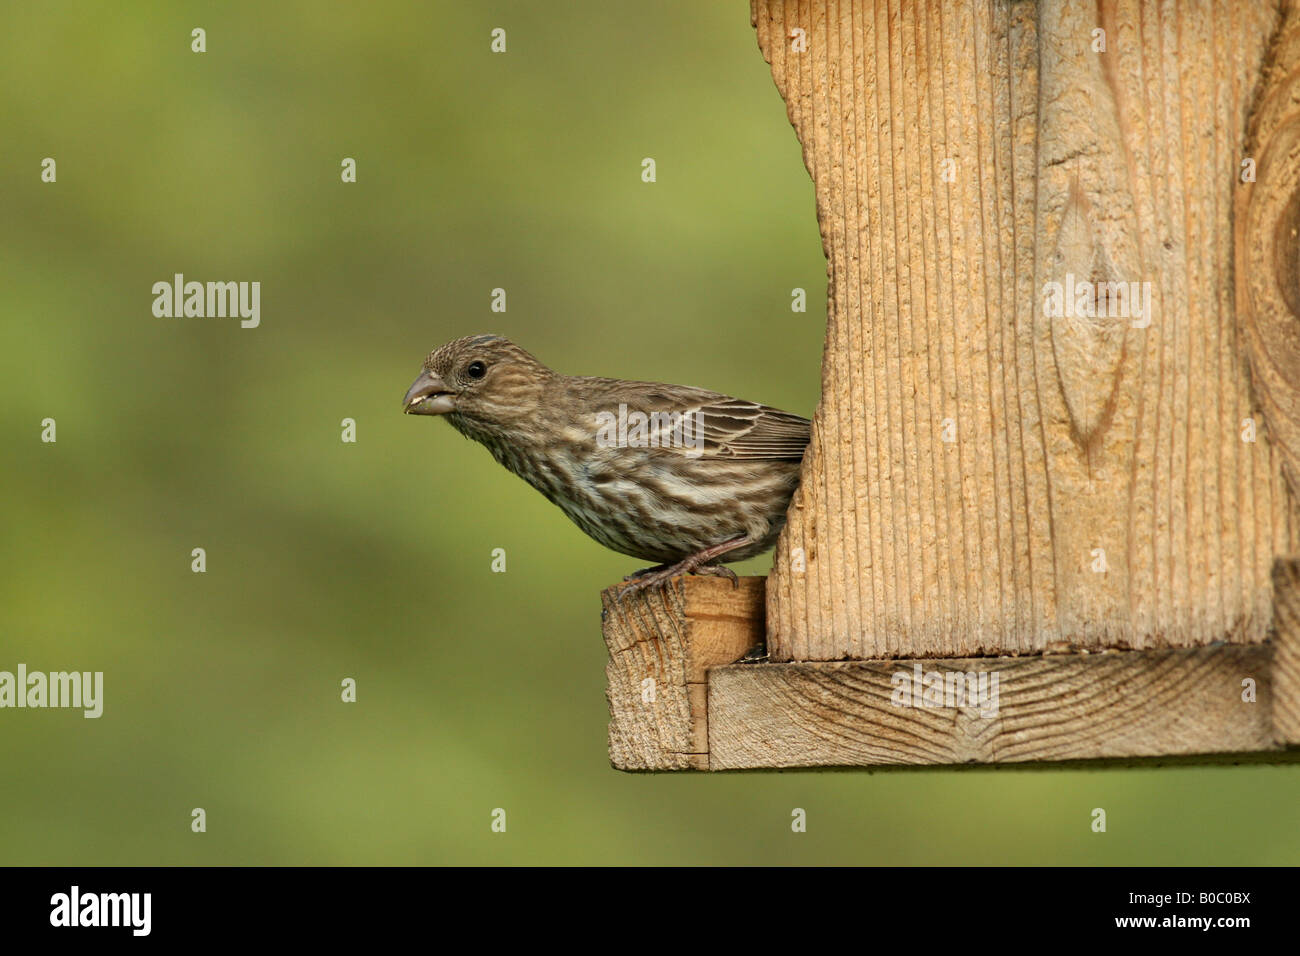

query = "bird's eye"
[{"left": 466, "top": 360, "right": 487, "bottom": 380}]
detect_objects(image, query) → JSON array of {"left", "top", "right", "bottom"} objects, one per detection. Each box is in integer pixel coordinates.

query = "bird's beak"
[{"left": 403, "top": 370, "right": 455, "bottom": 416}]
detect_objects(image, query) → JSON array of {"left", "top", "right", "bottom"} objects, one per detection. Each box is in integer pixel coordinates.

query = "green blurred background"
[{"left": 2, "top": 1, "right": 1296, "bottom": 865}]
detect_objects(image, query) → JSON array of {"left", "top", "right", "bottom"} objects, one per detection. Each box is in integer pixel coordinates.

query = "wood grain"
[
  {"left": 1237, "top": 3, "right": 1300, "bottom": 506},
  {"left": 603, "top": 576, "right": 763, "bottom": 770},
  {"left": 753, "top": 0, "right": 1300, "bottom": 661},
  {"left": 709, "top": 645, "right": 1276, "bottom": 769}
]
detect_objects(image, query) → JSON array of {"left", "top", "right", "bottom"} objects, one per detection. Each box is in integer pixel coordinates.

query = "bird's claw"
[
  {"left": 616, "top": 566, "right": 678, "bottom": 600},
  {"left": 616, "top": 561, "right": 738, "bottom": 601}
]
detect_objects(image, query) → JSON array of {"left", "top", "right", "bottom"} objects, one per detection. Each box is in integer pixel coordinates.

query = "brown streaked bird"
[{"left": 403, "top": 334, "right": 810, "bottom": 595}]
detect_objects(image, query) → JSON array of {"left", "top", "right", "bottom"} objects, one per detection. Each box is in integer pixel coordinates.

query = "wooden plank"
[
  {"left": 708, "top": 646, "right": 1278, "bottom": 769},
  {"left": 751, "top": 0, "right": 1299, "bottom": 661},
  {"left": 603, "top": 576, "right": 763, "bottom": 771},
  {"left": 604, "top": 559, "right": 1299, "bottom": 770}
]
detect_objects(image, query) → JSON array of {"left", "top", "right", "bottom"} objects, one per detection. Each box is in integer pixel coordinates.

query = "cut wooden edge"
[
  {"left": 603, "top": 575, "right": 764, "bottom": 771},
  {"left": 604, "top": 559, "right": 1300, "bottom": 771}
]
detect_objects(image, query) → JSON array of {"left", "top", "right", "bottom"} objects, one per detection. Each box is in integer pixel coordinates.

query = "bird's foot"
[
  {"left": 616, "top": 537, "right": 748, "bottom": 600},
  {"left": 617, "top": 564, "right": 684, "bottom": 600}
]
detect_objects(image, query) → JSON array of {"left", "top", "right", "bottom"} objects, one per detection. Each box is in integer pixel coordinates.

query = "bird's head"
[{"left": 403, "top": 334, "right": 553, "bottom": 434}]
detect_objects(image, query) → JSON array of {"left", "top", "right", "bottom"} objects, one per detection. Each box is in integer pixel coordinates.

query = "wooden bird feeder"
[{"left": 604, "top": 0, "right": 1300, "bottom": 770}]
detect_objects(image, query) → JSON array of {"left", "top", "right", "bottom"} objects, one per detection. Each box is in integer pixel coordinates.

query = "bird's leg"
[{"left": 618, "top": 535, "right": 750, "bottom": 599}]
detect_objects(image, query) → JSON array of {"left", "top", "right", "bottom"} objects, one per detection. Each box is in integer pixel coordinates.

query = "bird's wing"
[
  {"left": 577, "top": 378, "right": 811, "bottom": 461},
  {"left": 688, "top": 396, "right": 811, "bottom": 460}
]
